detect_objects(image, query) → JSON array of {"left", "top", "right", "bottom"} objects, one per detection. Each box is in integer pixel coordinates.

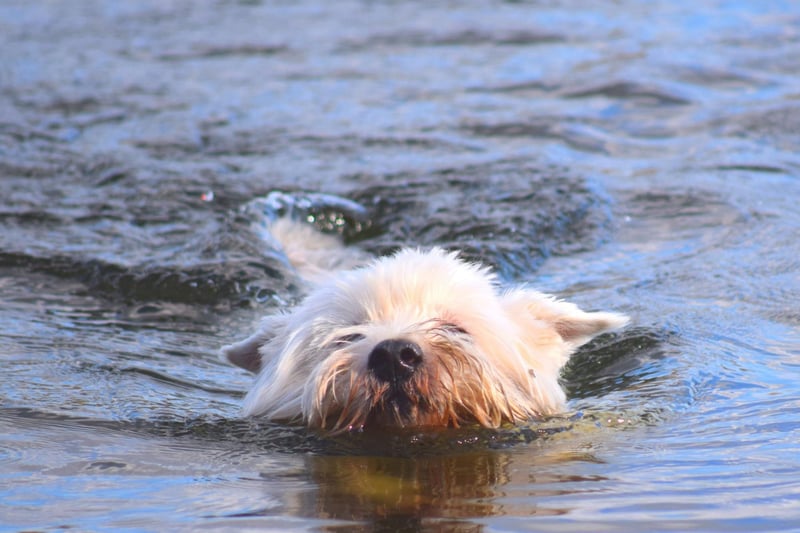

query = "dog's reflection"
[{"left": 291, "top": 445, "right": 589, "bottom": 531}]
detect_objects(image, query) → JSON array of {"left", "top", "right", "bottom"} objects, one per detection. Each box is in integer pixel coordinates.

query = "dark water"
[{"left": 2, "top": 1, "right": 799, "bottom": 531}]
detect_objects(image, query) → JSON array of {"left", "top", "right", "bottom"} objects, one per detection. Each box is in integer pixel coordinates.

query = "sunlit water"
[{"left": 1, "top": 1, "right": 799, "bottom": 531}]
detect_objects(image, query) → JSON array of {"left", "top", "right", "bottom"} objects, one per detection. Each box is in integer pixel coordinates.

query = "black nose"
[{"left": 367, "top": 339, "right": 423, "bottom": 383}]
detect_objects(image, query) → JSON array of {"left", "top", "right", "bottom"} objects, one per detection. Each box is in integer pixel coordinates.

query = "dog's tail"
[
  {"left": 243, "top": 191, "right": 372, "bottom": 283},
  {"left": 258, "top": 217, "right": 370, "bottom": 284}
]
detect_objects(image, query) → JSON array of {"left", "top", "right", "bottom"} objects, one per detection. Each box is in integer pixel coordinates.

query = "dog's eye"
[
  {"left": 334, "top": 333, "right": 365, "bottom": 345},
  {"left": 439, "top": 323, "right": 469, "bottom": 336}
]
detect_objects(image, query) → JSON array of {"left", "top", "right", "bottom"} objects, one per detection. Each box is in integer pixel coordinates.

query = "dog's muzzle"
[{"left": 367, "top": 338, "right": 423, "bottom": 384}]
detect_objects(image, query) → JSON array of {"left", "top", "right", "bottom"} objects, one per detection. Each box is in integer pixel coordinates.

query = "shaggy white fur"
[{"left": 223, "top": 218, "right": 627, "bottom": 432}]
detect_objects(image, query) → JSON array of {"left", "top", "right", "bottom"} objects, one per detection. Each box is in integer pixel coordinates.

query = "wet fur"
[{"left": 223, "top": 218, "right": 627, "bottom": 433}]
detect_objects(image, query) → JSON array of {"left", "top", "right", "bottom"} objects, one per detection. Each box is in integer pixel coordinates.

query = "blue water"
[{"left": 1, "top": 0, "right": 799, "bottom": 531}]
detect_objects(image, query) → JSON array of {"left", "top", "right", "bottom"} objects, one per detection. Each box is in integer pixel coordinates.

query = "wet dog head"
[{"left": 223, "top": 248, "right": 627, "bottom": 432}]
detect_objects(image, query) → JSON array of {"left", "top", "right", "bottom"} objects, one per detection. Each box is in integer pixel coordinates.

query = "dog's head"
[{"left": 223, "top": 248, "right": 627, "bottom": 432}]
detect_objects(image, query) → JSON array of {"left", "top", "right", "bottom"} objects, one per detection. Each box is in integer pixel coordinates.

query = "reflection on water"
[
  {"left": 303, "top": 452, "right": 566, "bottom": 527},
  {"left": 2, "top": 0, "right": 800, "bottom": 531}
]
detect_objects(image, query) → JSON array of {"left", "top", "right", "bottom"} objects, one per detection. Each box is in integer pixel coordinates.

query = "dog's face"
[{"left": 224, "top": 249, "right": 626, "bottom": 432}]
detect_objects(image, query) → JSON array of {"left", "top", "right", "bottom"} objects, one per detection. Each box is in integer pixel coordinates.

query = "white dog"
[{"left": 223, "top": 217, "right": 627, "bottom": 433}]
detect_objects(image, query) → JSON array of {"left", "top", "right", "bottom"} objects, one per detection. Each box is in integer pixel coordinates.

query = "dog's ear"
[
  {"left": 505, "top": 289, "right": 628, "bottom": 348},
  {"left": 551, "top": 308, "right": 629, "bottom": 347},
  {"left": 221, "top": 332, "right": 267, "bottom": 373},
  {"left": 221, "top": 315, "right": 287, "bottom": 373}
]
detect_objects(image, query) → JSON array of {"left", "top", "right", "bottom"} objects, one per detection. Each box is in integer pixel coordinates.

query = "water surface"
[{"left": 1, "top": 1, "right": 799, "bottom": 531}]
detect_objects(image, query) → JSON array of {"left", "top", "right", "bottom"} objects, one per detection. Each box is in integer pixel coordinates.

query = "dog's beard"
[{"left": 309, "top": 330, "right": 524, "bottom": 433}]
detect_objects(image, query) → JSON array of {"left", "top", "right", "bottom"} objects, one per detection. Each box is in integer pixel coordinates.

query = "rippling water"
[{"left": 1, "top": 1, "right": 799, "bottom": 531}]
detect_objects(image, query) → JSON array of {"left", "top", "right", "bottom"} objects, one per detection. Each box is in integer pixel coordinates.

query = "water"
[{"left": 1, "top": 0, "right": 799, "bottom": 530}]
